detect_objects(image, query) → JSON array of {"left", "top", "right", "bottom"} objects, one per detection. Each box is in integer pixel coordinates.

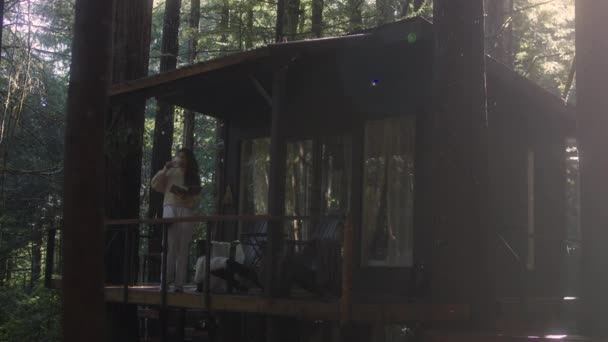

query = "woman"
[{"left": 151, "top": 148, "right": 202, "bottom": 292}]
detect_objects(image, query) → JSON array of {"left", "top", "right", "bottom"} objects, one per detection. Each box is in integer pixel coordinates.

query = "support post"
[
  {"left": 341, "top": 216, "right": 354, "bottom": 323},
  {"left": 430, "top": 0, "right": 491, "bottom": 330},
  {"left": 160, "top": 224, "right": 169, "bottom": 342},
  {"left": 576, "top": 0, "right": 608, "bottom": 336},
  {"left": 265, "top": 65, "right": 289, "bottom": 342},
  {"left": 62, "top": 0, "right": 113, "bottom": 340}
]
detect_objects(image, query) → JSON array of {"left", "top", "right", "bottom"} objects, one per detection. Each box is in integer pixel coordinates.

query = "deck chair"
[{"left": 239, "top": 221, "right": 268, "bottom": 268}]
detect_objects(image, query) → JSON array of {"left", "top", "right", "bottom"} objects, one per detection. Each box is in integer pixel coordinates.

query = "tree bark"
[
  {"left": 148, "top": 0, "right": 182, "bottom": 264},
  {"left": 0, "top": 0, "right": 5, "bottom": 60},
  {"left": 348, "top": 0, "right": 363, "bottom": 32},
  {"left": 62, "top": 0, "right": 113, "bottom": 340},
  {"left": 376, "top": 0, "right": 391, "bottom": 26},
  {"left": 245, "top": 7, "right": 254, "bottom": 49},
  {"left": 276, "top": 0, "right": 286, "bottom": 42},
  {"left": 430, "top": 0, "right": 491, "bottom": 329},
  {"left": 311, "top": 0, "right": 324, "bottom": 38},
  {"left": 105, "top": 0, "right": 152, "bottom": 340},
  {"left": 576, "top": 0, "right": 608, "bottom": 336},
  {"left": 183, "top": 0, "right": 200, "bottom": 151},
  {"left": 30, "top": 221, "right": 42, "bottom": 288},
  {"left": 285, "top": 0, "right": 301, "bottom": 40}
]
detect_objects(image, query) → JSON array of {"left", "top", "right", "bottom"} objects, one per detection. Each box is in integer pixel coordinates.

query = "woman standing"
[{"left": 151, "top": 148, "right": 202, "bottom": 292}]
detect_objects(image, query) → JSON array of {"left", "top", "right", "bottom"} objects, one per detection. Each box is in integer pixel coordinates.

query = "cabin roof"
[{"left": 109, "top": 17, "right": 574, "bottom": 121}]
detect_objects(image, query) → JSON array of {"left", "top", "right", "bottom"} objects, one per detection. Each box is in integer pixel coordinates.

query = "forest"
[{"left": 0, "top": 0, "right": 577, "bottom": 340}]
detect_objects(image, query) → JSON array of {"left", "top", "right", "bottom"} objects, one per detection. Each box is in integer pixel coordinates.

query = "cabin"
[{"left": 100, "top": 17, "right": 580, "bottom": 341}]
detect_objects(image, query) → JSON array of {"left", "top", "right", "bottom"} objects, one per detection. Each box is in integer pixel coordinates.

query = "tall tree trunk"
[
  {"left": 376, "top": 0, "right": 391, "bottom": 26},
  {"left": 348, "top": 0, "right": 363, "bottom": 32},
  {"left": 0, "top": 0, "right": 5, "bottom": 59},
  {"left": 484, "top": 0, "right": 513, "bottom": 65},
  {"left": 245, "top": 7, "right": 254, "bottom": 49},
  {"left": 576, "top": 0, "right": 608, "bottom": 336},
  {"left": 183, "top": 0, "right": 200, "bottom": 151},
  {"left": 220, "top": 0, "right": 230, "bottom": 50},
  {"left": 148, "top": 0, "right": 182, "bottom": 268},
  {"left": 430, "top": 0, "right": 491, "bottom": 329},
  {"left": 285, "top": 0, "right": 300, "bottom": 40},
  {"left": 62, "top": 0, "right": 113, "bottom": 340},
  {"left": 106, "top": 0, "right": 153, "bottom": 340},
  {"left": 311, "top": 0, "right": 323, "bottom": 38},
  {"left": 276, "top": 0, "right": 286, "bottom": 42},
  {"left": 30, "top": 221, "right": 42, "bottom": 288}
]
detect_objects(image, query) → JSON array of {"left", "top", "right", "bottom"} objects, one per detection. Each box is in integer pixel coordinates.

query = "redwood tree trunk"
[
  {"left": 348, "top": 0, "right": 363, "bottom": 32},
  {"left": 430, "top": 0, "right": 491, "bottom": 329},
  {"left": 276, "top": 0, "right": 286, "bottom": 42},
  {"left": 183, "top": 0, "right": 200, "bottom": 150},
  {"left": 311, "top": 0, "right": 323, "bottom": 38},
  {"left": 105, "top": 0, "right": 153, "bottom": 340},
  {"left": 148, "top": 0, "right": 182, "bottom": 276},
  {"left": 576, "top": 0, "right": 608, "bottom": 336},
  {"left": 62, "top": 0, "right": 113, "bottom": 340},
  {"left": 285, "top": 0, "right": 301, "bottom": 40},
  {"left": 0, "top": 0, "right": 5, "bottom": 59}
]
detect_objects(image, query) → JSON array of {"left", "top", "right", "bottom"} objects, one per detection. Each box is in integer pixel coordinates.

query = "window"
[
  {"left": 284, "top": 136, "right": 352, "bottom": 241},
  {"left": 239, "top": 138, "right": 270, "bottom": 215},
  {"left": 361, "top": 117, "right": 416, "bottom": 267},
  {"left": 285, "top": 140, "right": 314, "bottom": 241}
]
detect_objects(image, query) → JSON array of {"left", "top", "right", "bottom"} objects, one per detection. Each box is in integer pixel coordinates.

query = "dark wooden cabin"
[{"left": 107, "top": 17, "right": 579, "bottom": 340}]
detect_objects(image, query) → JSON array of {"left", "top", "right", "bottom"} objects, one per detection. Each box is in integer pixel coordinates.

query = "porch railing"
[{"left": 103, "top": 214, "right": 351, "bottom": 341}]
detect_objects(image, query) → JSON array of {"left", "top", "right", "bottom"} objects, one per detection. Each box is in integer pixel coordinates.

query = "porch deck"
[{"left": 104, "top": 285, "right": 469, "bottom": 323}]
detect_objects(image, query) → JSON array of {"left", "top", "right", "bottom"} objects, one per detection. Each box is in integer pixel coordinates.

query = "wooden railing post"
[
  {"left": 160, "top": 223, "right": 169, "bottom": 342},
  {"left": 205, "top": 222, "right": 213, "bottom": 310},
  {"left": 340, "top": 216, "right": 354, "bottom": 324},
  {"left": 122, "top": 226, "right": 130, "bottom": 304}
]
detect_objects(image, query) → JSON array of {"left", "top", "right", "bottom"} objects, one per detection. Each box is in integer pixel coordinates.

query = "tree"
[
  {"left": 183, "top": 0, "right": 201, "bottom": 150},
  {"left": 485, "top": 0, "right": 513, "bottom": 65},
  {"left": 429, "top": 0, "right": 491, "bottom": 328},
  {"left": 311, "top": 0, "right": 323, "bottom": 37},
  {"left": 347, "top": 0, "right": 363, "bottom": 32},
  {"left": 285, "top": 0, "right": 301, "bottom": 39},
  {"left": 576, "top": 0, "right": 608, "bottom": 336},
  {"left": 276, "top": 0, "right": 286, "bottom": 41},
  {"left": 104, "top": 0, "right": 153, "bottom": 340},
  {"left": 148, "top": 0, "right": 182, "bottom": 278},
  {"left": 62, "top": 0, "right": 113, "bottom": 339}
]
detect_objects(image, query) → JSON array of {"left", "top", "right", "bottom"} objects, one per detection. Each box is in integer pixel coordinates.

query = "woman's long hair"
[{"left": 178, "top": 148, "right": 201, "bottom": 189}]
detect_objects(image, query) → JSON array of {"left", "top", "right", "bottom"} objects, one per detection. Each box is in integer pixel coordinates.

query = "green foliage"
[
  {"left": 510, "top": 0, "right": 575, "bottom": 101},
  {"left": 0, "top": 286, "right": 61, "bottom": 342}
]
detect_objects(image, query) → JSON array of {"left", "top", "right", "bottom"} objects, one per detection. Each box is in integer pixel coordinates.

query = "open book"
[{"left": 170, "top": 184, "right": 202, "bottom": 196}]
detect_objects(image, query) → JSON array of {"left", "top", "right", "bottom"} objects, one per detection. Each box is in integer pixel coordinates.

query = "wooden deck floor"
[{"left": 105, "top": 286, "right": 469, "bottom": 323}]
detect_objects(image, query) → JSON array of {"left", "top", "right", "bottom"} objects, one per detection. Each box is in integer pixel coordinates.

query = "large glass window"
[
  {"left": 361, "top": 117, "right": 416, "bottom": 267},
  {"left": 285, "top": 140, "right": 314, "bottom": 241},
  {"left": 239, "top": 138, "right": 270, "bottom": 215},
  {"left": 284, "top": 137, "right": 352, "bottom": 241}
]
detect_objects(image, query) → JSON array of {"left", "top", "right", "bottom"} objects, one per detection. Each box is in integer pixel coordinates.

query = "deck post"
[
  {"left": 340, "top": 216, "right": 354, "bottom": 324},
  {"left": 576, "top": 0, "right": 608, "bottom": 336},
  {"left": 429, "top": 0, "right": 492, "bottom": 330},
  {"left": 205, "top": 224, "right": 213, "bottom": 309},
  {"left": 61, "top": 0, "right": 113, "bottom": 340},
  {"left": 265, "top": 64, "right": 289, "bottom": 342},
  {"left": 160, "top": 223, "right": 169, "bottom": 342}
]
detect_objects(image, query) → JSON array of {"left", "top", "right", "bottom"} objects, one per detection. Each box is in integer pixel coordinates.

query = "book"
[
  {"left": 170, "top": 184, "right": 189, "bottom": 195},
  {"left": 170, "top": 184, "right": 202, "bottom": 196}
]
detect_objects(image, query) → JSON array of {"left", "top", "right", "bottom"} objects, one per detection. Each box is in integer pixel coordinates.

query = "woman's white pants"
[{"left": 161, "top": 205, "right": 194, "bottom": 288}]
